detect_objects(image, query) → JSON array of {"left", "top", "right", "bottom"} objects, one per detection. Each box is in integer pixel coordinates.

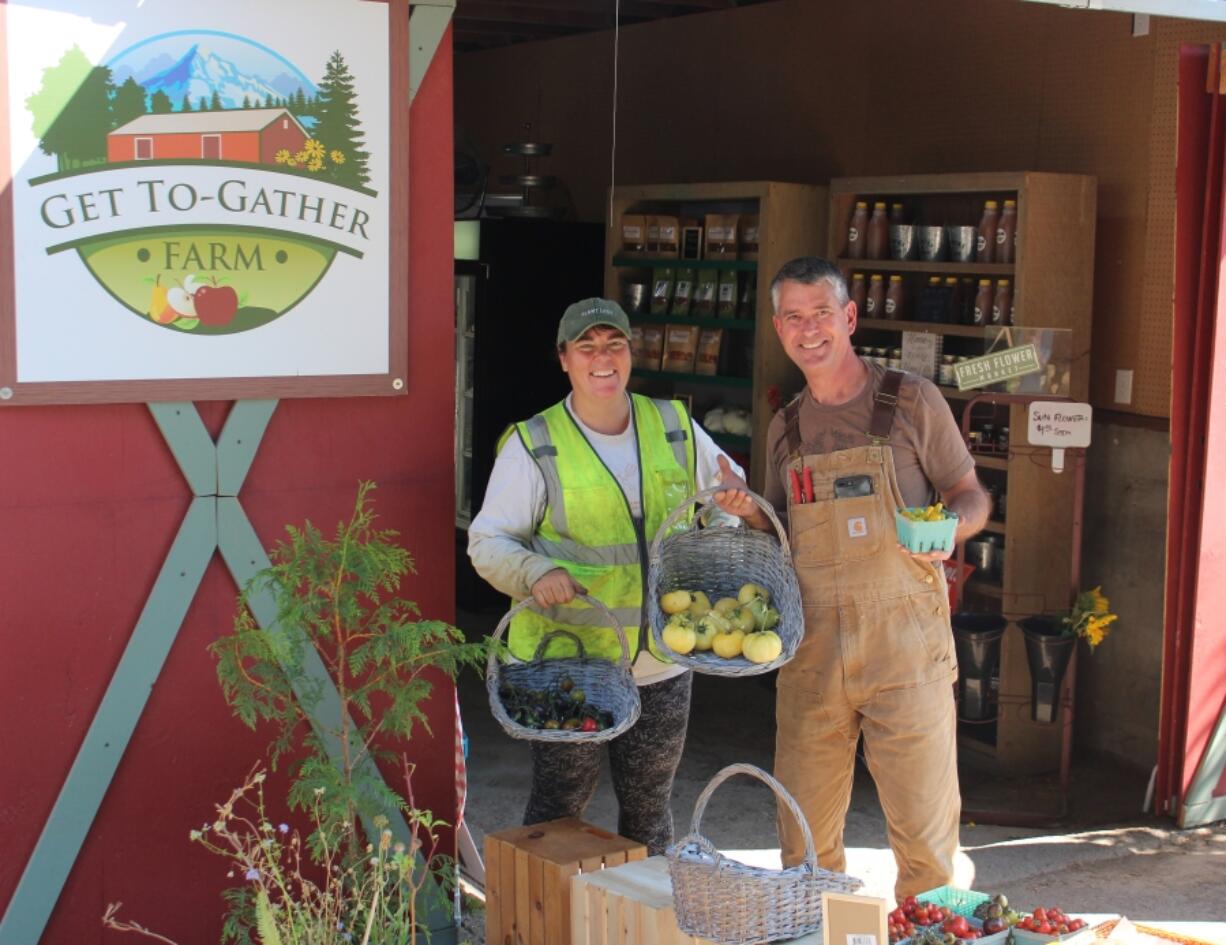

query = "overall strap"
[
  {"left": 867, "top": 369, "right": 905, "bottom": 444},
  {"left": 783, "top": 397, "right": 804, "bottom": 461}
]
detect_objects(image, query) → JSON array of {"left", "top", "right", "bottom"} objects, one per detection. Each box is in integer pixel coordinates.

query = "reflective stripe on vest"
[{"left": 507, "top": 394, "right": 696, "bottom": 663}]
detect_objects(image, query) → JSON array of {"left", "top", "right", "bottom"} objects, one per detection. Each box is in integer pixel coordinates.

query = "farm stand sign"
[{"left": 0, "top": 0, "right": 408, "bottom": 403}]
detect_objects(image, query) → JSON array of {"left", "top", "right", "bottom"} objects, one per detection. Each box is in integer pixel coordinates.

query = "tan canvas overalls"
[{"left": 773, "top": 371, "right": 961, "bottom": 899}]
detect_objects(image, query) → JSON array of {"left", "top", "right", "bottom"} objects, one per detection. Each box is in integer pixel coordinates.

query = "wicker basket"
[
  {"left": 647, "top": 486, "right": 802, "bottom": 676},
  {"left": 667, "top": 764, "right": 863, "bottom": 945},
  {"left": 486, "top": 594, "right": 641, "bottom": 744}
]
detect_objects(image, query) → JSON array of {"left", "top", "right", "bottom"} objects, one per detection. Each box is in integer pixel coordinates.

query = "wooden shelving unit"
[
  {"left": 830, "top": 172, "right": 1097, "bottom": 776},
  {"left": 607, "top": 181, "right": 827, "bottom": 490}
]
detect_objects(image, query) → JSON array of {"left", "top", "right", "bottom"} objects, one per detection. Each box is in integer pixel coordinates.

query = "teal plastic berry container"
[{"left": 895, "top": 507, "right": 958, "bottom": 553}]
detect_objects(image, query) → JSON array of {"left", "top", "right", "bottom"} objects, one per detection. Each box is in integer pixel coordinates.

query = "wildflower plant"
[
  {"left": 104, "top": 482, "right": 487, "bottom": 944},
  {"left": 1063, "top": 585, "right": 1119, "bottom": 651}
]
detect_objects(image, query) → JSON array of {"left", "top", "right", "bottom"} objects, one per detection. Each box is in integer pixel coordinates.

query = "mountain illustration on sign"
[{"left": 27, "top": 30, "right": 376, "bottom": 335}]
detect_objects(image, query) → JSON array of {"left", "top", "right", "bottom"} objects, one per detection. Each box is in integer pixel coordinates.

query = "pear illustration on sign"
[{"left": 25, "top": 32, "right": 376, "bottom": 335}]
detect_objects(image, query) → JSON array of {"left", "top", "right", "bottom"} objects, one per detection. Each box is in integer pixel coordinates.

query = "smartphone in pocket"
[{"left": 833, "top": 474, "right": 874, "bottom": 499}]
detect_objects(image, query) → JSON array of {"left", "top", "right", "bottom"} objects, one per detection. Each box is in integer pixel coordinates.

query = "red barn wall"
[
  {"left": 106, "top": 130, "right": 262, "bottom": 163},
  {"left": 0, "top": 26, "right": 456, "bottom": 945},
  {"left": 259, "top": 117, "right": 309, "bottom": 164}
]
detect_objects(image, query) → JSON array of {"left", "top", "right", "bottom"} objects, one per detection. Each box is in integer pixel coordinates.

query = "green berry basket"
[{"left": 895, "top": 508, "right": 959, "bottom": 554}]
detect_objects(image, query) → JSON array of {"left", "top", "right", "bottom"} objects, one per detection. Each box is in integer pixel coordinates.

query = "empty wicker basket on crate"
[
  {"left": 648, "top": 486, "right": 803, "bottom": 675},
  {"left": 486, "top": 594, "right": 641, "bottom": 743},
  {"left": 668, "top": 763, "right": 863, "bottom": 945}
]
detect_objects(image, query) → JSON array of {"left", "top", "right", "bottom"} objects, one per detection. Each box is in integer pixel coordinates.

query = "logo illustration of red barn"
[{"left": 106, "top": 107, "right": 309, "bottom": 165}]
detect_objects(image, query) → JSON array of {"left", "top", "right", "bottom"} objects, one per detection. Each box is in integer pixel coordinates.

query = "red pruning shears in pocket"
[{"left": 789, "top": 467, "right": 814, "bottom": 504}]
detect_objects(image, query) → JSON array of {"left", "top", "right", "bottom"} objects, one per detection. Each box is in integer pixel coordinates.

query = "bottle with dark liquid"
[
  {"left": 866, "top": 202, "right": 890, "bottom": 260},
  {"left": 972, "top": 278, "right": 993, "bottom": 326},
  {"left": 885, "top": 275, "right": 905, "bottom": 320},
  {"left": 977, "top": 200, "right": 1000, "bottom": 264},
  {"left": 996, "top": 199, "right": 1017, "bottom": 264},
  {"left": 866, "top": 274, "right": 886, "bottom": 319},
  {"left": 850, "top": 272, "right": 867, "bottom": 315},
  {"left": 847, "top": 201, "right": 869, "bottom": 259}
]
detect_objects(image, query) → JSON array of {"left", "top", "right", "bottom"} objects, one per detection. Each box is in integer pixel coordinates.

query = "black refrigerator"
[{"left": 455, "top": 218, "right": 605, "bottom": 610}]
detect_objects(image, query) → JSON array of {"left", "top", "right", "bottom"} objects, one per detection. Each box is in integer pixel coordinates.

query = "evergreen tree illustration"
[
  {"left": 198, "top": 95, "right": 208, "bottom": 112},
  {"left": 150, "top": 90, "right": 173, "bottom": 114},
  {"left": 242, "top": 94, "right": 252, "bottom": 109},
  {"left": 314, "top": 50, "right": 370, "bottom": 188},
  {"left": 112, "top": 76, "right": 147, "bottom": 128},
  {"left": 264, "top": 93, "right": 273, "bottom": 107},
  {"left": 180, "top": 94, "right": 193, "bottom": 112},
  {"left": 210, "top": 90, "right": 222, "bottom": 111},
  {"left": 26, "top": 46, "right": 112, "bottom": 170}
]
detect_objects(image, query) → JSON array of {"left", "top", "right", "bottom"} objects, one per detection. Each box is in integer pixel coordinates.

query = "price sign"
[
  {"left": 1027, "top": 401, "right": 1092, "bottom": 473},
  {"left": 901, "top": 331, "right": 939, "bottom": 381}
]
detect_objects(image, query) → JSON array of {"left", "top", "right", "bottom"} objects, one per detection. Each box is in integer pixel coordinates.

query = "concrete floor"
[{"left": 456, "top": 606, "right": 1226, "bottom": 944}]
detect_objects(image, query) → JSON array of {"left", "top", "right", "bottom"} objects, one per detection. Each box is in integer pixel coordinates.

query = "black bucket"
[
  {"left": 951, "top": 613, "right": 1006, "bottom": 721},
  {"left": 1020, "top": 615, "right": 1075, "bottom": 724}
]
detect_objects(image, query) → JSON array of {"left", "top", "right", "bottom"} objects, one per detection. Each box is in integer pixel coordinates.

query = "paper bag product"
[
  {"left": 640, "top": 325, "right": 665, "bottom": 371},
  {"left": 645, "top": 215, "right": 661, "bottom": 254},
  {"left": 650, "top": 268, "right": 676, "bottom": 316},
  {"left": 671, "top": 268, "right": 695, "bottom": 317},
  {"left": 703, "top": 213, "right": 740, "bottom": 257},
  {"left": 621, "top": 214, "right": 647, "bottom": 256},
  {"left": 716, "top": 271, "right": 738, "bottom": 318},
  {"left": 662, "top": 324, "right": 700, "bottom": 373},
  {"left": 629, "top": 325, "right": 646, "bottom": 370},
  {"left": 692, "top": 269, "right": 719, "bottom": 316},
  {"left": 655, "top": 214, "right": 680, "bottom": 257},
  {"left": 695, "top": 329, "right": 724, "bottom": 376},
  {"left": 740, "top": 214, "right": 760, "bottom": 260}
]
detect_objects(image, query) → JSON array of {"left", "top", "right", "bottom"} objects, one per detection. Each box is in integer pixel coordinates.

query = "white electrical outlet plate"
[{"left": 1115, "top": 369, "right": 1134, "bottom": 404}]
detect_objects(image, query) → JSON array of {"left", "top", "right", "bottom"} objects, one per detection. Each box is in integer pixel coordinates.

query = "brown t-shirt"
[{"left": 764, "top": 360, "right": 974, "bottom": 515}]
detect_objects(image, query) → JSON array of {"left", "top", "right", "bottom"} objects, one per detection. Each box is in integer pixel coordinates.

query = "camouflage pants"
[{"left": 523, "top": 670, "right": 692, "bottom": 855}]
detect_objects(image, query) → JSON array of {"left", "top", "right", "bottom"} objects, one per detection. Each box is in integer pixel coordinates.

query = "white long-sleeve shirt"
[{"left": 468, "top": 394, "right": 746, "bottom": 685}]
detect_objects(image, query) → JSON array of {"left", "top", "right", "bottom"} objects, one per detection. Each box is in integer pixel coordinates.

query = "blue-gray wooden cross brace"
[{"left": 0, "top": 401, "right": 454, "bottom": 945}]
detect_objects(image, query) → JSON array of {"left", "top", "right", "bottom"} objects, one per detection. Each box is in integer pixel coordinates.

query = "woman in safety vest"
[{"left": 468, "top": 298, "right": 760, "bottom": 853}]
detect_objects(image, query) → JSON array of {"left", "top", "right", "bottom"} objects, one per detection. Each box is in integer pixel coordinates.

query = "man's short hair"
[{"left": 769, "top": 257, "right": 850, "bottom": 313}]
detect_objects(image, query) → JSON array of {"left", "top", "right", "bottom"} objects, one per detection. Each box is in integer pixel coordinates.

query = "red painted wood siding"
[{"left": 0, "top": 25, "right": 457, "bottom": 945}]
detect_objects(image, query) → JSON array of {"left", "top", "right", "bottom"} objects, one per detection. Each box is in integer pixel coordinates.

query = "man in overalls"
[{"left": 722, "top": 257, "right": 991, "bottom": 897}]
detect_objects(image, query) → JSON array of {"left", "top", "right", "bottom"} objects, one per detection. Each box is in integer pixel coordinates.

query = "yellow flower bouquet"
[{"left": 1064, "top": 586, "right": 1119, "bottom": 651}]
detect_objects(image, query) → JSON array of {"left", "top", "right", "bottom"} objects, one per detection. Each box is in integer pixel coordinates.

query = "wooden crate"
[
  {"left": 571, "top": 855, "right": 822, "bottom": 945},
  {"left": 484, "top": 817, "right": 647, "bottom": 945}
]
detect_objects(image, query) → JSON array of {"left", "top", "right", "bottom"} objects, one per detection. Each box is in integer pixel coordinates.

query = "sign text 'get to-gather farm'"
[{"left": 31, "top": 164, "right": 377, "bottom": 260}]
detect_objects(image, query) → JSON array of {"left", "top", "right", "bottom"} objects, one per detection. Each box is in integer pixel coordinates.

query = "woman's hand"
[
  {"left": 712, "top": 455, "right": 771, "bottom": 530},
  {"left": 531, "top": 568, "right": 586, "bottom": 607}
]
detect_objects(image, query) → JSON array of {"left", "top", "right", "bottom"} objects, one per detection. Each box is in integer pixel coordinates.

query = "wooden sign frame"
[{"left": 0, "top": 0, "right": 409, "bottom": 405}]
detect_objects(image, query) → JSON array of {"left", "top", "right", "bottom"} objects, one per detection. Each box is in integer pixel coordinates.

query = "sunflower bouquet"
[{"left": 1064, "top": 586, "right": 1118, "bottom": 651}]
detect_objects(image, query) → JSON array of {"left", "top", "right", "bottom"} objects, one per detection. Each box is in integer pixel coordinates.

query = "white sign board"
[
  {"left": 1027, "top": 402, "right": 1093, "bottom": 447},
  {"left": 901, "top": 331, "right": 939, "bottom": 382},
  {"left": 1, "top": 0, "right": 408, "bottom": 404},
  {"left": 1027, "top": 402, "right": 1092, "bottom": 474}
]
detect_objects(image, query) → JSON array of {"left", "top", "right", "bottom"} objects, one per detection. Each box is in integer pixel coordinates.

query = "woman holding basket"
[{"left": 468, "top": 298, "right": 758, "bottom": 854}]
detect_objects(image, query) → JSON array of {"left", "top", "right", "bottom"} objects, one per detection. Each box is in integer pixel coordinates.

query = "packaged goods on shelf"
[
  {"left": 716, "top": 271, "right": 738, "bottom": 318},
  {"left": 651, "top": 268, "right": 675, "bottom": 316},
  {"left": 703, "top": 213, "right": 740, "bottom": 257},
  {"left": 663, "top": 324, "right": 700, "bottom": 373},
  {"left": 695, "top": 329, "right": 723, "bottom": 376},
  {"left": 621, "top": 214, "right": 646, "bottom": 256},
  {"left": 672, "top": 269, "right": 695, "bottom": 317}
]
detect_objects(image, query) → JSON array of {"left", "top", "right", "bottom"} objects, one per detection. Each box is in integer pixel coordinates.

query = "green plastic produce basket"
[
  {"left": 895, "top": 508, "right": 959, "bottom": 554},
  {"left": 915, "top": 884, "right": 990, "bottom": 919}
]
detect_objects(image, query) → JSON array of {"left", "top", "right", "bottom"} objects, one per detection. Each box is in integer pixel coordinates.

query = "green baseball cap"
[{"left": 556, "top": 298, "right": 632, "bottom": 346}]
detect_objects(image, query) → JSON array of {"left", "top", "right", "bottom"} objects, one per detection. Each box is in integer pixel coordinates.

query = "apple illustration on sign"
[{"left": 194, "top": 278, "right": 239, "bottom": 326}]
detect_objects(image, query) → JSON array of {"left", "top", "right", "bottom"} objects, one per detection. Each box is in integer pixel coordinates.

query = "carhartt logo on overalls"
[{"left": 847, "top": 517, "right": 868, "bottom": 538}]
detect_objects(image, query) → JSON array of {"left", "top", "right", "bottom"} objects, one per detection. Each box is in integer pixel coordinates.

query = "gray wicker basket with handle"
[
  {"left": 667, "top": 763, "right": 863, "bottom": 945},
  {"left": 486, "top": 594, "right": 641, "bottom": 744},
  {"left": 647, "top": 486, "right": 802, "bottom": 676}
]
